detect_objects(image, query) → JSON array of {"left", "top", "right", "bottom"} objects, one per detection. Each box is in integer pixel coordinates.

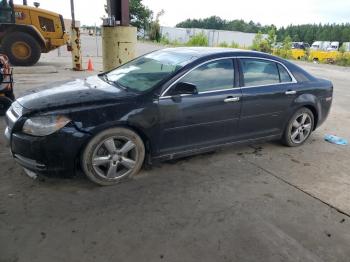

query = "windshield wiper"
[
  {"left": 101, "top": 74, "right": 128, "bottom": 91},
  {"left": 102, "top": 74, "right": 113, "bottom": 84},
  {"left": 116, "top": 82, "right": 130, "bottom": 91}
]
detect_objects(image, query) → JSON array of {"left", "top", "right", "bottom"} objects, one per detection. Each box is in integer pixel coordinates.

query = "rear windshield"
[{"left": 106, "top": 50, "right": 197, "bottom": 92}]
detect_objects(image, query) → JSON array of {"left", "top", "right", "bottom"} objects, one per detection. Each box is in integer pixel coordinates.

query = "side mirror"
[{"left": 171, "top": 82, "right": 198, "bottom": 96}]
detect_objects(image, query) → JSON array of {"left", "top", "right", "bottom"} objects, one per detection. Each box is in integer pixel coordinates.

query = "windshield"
[{"left": 105, "top": 50, "right": 197, "bottom": 92}]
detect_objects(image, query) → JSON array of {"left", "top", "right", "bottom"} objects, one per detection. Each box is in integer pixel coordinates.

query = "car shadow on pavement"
[{"left": 16, "top": 142, "right": 274, "bottom": 191}]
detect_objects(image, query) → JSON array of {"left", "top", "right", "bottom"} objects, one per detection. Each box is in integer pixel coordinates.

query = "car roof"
[
  {"left": 160, "top": 47, "right": 317, "bottom": 83},
  {"left": 162, "top": 47, "right": 278, "bottom": 60},
  {"left": 163, "top": 47, "right": 242, "bottom": 55}
]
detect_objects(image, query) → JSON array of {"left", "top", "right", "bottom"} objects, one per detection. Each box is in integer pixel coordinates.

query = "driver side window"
[{"left": 180, "top": 59, "right": 234, "bottom": 93}]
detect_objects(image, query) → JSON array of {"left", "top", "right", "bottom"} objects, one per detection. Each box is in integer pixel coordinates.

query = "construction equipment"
[
  {"left": 0, "top": 54, "right": 14, "bottom": 115},
  {"left": 291, "top": 42, "right": 310, "bottom": 60},
  {"left": 0, "top": 0, "right": 69, "bottom": 66},
  {"left": 310, "top": 41, "right": 339, "bottom": 63},
  {"left": 309, "top": 50, "right": 338, "bottom": 63}
]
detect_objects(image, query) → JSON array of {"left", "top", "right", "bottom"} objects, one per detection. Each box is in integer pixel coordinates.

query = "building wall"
[
  {"left": 160, "top": 26, "right": 266, "bottom": 47},
  {"left": 63, "top": 19, "right": 81, "bottom": 31}
]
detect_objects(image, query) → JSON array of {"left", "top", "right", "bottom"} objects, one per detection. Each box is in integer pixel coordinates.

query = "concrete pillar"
[{"left": 102, "top": 26, "right": 137, "bottom": 72}]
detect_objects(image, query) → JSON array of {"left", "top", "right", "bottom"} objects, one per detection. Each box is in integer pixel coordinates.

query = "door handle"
[
  {"left": 224, "top": 97, "right": 240, "bottom": 103},
  {"left": 285, "top": 90, "right": 297, "bottom": 95}
]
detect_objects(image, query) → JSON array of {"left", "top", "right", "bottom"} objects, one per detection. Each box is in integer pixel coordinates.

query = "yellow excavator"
[{"left": 0, "top": 0, "right": 69, "bottom": 66}]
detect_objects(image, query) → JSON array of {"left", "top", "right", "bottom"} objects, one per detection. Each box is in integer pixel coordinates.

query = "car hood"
[{"left": 17, "top": 75, "right": 136, "bottom": 112}]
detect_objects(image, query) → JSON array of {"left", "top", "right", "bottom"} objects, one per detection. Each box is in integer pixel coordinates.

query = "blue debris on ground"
[{"left": 324, "top": 135, "right": 348, "bottom": 146}]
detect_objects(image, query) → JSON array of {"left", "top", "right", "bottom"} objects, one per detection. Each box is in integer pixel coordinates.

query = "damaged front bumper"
[{"left": 5, "top": 126, "right": 91, "bottom": 177}]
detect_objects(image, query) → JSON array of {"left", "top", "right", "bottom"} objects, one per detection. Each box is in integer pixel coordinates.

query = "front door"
[{"left": 158, "top": 58, "right": 242, "bottom": 156}]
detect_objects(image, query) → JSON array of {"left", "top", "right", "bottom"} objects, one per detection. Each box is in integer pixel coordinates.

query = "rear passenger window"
[
  {"left": 278, "top": 64, "right": 292, "bottom": 82},
  {"left": 241, "top": 59, "right": 280, "bottom": 86}
]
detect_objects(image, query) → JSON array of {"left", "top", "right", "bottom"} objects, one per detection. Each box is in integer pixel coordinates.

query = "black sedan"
[{"left": 4, "top": 48, "right": 333, "bottom": 185}]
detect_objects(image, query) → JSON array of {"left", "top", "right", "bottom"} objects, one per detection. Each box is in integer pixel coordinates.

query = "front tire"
[
  {"left": 282, "top": 108, "right": 314, "bottom": 147},
  {"left": 0, "top": 96, "right": 12, "bottom": 116},
  {"left": 2, "top": 32, "right": 41, "bottom": 66},
  {"left": 5, "top": 91, "right": 15, "bottom": 101},
  {"left": 81, "top": 127, "right": 145, "bottom": 186}
]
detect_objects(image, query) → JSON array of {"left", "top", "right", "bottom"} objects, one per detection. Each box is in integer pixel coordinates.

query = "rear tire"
[
  {"left": 81, "top": 127, "right": 145, "bottom": 186},
  {"left": 2, "top": 32, "right": 41, "bottom": 66},
  {"left": 282, "top": 107, "right": 314, "bottom": 147}
]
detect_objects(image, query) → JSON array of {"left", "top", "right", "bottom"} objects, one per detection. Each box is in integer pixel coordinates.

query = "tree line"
[
  {"left": 109, "top": 1, "right": 350, "bottom": 45},
  {"left": 176, "top": 16, "right": 275, "bottom": 34},
  {"left": 176, "top": 16, "right": 350, "bottom": 44},
  {"left": 278, "top": 24, "right": 350, "bottom": 44}
]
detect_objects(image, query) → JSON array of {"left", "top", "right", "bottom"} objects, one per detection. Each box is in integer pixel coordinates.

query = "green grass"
[{"left": 186, "top": 33, "right": 209, "bottom": 47}]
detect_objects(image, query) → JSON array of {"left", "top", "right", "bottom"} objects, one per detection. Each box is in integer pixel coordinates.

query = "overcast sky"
[{"left": 14, "top": 0, "right": 350, "bottom": 27}]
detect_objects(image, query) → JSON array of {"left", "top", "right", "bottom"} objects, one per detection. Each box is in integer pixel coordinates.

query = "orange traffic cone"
[{"left": 87, "top": 58, "right": 94, "bottom": 71}]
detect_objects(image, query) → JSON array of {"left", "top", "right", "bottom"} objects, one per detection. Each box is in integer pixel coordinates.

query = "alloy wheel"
[
  {"left": 289, "top": 113, "right": 312, "bottom": 144},
  {"left": 92, "top": 136, "right": 138, "bottom": 180}
]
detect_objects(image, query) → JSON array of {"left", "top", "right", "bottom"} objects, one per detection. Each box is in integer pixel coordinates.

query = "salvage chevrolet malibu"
[{"left": 4, "top": 48, "right": 333, "bottom": 185}]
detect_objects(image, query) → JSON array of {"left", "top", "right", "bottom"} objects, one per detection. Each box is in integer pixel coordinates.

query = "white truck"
[
  {"left": 327, "top": 42, "right": 339, "bottom": 51},
  {"left": 341, "top": 42, "right": 350, "bottom": 52},
  {"left": 311, "top": 41, "right": 340, "bottom": 51},
  {"left": 311, "top": 41, "right": 331, "bottom": 51}
]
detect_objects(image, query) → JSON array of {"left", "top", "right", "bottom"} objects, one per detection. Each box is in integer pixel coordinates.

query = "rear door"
[
  {"left": 157, "top": 58, "right": 242, "bottom": 155},
  {"left": 237, "top": 57, "right": 297, "bottom": 139}
]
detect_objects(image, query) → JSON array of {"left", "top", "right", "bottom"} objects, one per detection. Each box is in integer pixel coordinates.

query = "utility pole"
[
  {"left": 102, "top": 0, "right": 137, "bottom": 71},
  {"left": 95, "top": 23, "right": 99, "bottom": 57},
  {"left": 70, "top": 0, "right": 75, "bottom": 27},
  {"left": 70, "top": 0, "right": 82, "bottom": 71}
]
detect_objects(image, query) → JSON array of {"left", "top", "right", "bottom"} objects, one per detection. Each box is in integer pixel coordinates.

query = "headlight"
[{"left": 22, "top": 115, "right": 71, "bottom": 136}]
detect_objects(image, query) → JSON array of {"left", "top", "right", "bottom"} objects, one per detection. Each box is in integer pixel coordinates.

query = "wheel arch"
[
  {"left": 286, "top": 103, "right": 318, "bottom": 132},
  {"left": 80, "top": 122, "right": 153, "bottom": 162},
  {"left": 120, "top": 123, "right": 152, "bottom": 156},
  {"left": 303, "top": 104, "right": 318, "bottom": 130},
  {"left": 293, "top": 93, "right": 321, "bottom": 130}
]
